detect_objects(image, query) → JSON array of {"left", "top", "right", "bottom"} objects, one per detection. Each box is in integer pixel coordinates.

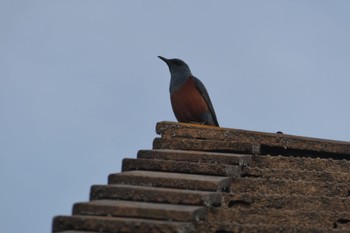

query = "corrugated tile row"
[{"left": 53, "top": 122, "right": 350, "bottom": 233}]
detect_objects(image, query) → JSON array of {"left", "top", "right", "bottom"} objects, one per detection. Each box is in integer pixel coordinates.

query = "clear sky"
[{"left": 1, "top": 1, "right": 350, "bottom": 232}]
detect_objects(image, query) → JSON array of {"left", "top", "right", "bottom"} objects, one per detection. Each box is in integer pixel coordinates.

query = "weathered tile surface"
[{"left": 53, "top": 122, "right": 350, "bottom": 233}]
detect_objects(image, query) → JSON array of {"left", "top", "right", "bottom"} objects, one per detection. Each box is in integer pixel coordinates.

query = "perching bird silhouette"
[{"left": 158, "top": 56, "right": 219, "bottom": 127}]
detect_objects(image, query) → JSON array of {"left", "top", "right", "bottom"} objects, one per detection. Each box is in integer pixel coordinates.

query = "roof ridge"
[{"left": 52, "top": 122, "right": 350, "bottom": 233}]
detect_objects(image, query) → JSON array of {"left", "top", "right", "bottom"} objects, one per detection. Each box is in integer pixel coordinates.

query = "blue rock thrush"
[{"left": 158, "top": 56, "right": 219, "bottom": 127}]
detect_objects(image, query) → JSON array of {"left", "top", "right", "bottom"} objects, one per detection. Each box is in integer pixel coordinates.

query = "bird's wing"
[{"left": 192, "top": 76, "right": 219, "bottom": 126}]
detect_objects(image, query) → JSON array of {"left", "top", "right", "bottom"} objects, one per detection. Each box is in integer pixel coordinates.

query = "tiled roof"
[{"left": 53, "top": 121, "right": 350, "bottom": 233}]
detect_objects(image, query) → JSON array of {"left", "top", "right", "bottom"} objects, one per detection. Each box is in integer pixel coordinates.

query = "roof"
[{"left": 52, "top": 121, "right": 350, "bottom": 233}]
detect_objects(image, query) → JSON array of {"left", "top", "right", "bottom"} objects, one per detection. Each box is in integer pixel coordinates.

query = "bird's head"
[{"left": 158, "top": 56, "right": 192, "bottom": 78}]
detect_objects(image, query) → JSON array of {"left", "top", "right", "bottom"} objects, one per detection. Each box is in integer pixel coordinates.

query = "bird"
[{"left": 158, "top": 56, "right": 219, "bottom": 127}]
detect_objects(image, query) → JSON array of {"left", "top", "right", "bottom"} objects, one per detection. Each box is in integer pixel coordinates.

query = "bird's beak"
[{"left": 158, "top": 56, "right": 169, "bottom": 64}]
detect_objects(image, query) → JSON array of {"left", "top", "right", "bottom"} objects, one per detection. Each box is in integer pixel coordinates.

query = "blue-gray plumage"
[{"left": 158, "top": 56, "right": 219, "bottom": 127}]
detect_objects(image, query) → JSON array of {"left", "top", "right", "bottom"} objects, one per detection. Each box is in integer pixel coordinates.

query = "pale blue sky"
[{"left": 1, "top": 1, "right": 350, "bottom": 232}]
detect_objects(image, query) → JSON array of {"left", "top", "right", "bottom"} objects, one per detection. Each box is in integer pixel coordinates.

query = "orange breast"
[{"left": 170, "top": 77, "right": 209, "bottom": 123}]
